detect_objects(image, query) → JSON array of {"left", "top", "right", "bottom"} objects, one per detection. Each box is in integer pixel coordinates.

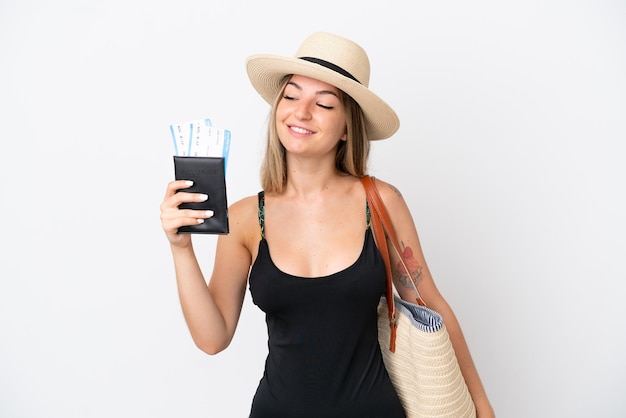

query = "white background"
[{"left": 1, "top": 0, "right": 625, "bottom": 417}]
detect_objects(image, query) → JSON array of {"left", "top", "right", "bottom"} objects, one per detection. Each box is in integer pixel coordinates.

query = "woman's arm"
[
  {"left": 375, "top": 179, "right": 495, "bottom": 418},
  {"left": 160, "top": 181, "right": 254, "bottom": 355}
]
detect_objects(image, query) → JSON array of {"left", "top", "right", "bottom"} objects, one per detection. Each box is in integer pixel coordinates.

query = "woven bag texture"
[{"left": 378, "top": 296, "right": 476, "bottom": 418}]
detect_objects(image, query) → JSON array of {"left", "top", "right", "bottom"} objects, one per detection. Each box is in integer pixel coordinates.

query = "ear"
[{"left": 340, "top": 130, "right": 347, "bottom": 142}]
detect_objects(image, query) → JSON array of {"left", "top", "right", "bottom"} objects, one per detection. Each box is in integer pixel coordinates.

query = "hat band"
[{"left": 298, "top": 57, "right": 361, "bottom": 84}]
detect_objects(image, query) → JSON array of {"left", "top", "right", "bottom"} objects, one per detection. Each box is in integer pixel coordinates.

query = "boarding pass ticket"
[{"left": 170, "top": 118, "right": 232, "bottom": 171}]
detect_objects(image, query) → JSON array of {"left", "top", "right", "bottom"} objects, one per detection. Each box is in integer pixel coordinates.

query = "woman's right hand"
[{"left": 160, "top": 180, "right": 214, "bottom": 247}]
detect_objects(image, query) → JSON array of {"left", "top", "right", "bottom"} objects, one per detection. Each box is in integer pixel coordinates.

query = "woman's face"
[{"left": 275, "top": 74, "right": 347, "bottom": 158}]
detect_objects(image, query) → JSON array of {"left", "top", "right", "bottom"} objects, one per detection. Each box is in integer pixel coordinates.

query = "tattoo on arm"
[
  {"left": 389, "top": 184, "right": 403, "bottom": 198},
  {"left": 394, "top": 242, "right": 423, "bottom": 289}
]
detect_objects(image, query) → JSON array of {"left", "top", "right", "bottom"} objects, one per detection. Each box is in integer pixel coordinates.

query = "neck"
[{"left": 283, "top": 156, "right": 345, "bottom": 198}]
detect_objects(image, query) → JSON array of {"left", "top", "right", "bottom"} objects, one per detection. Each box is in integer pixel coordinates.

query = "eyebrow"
[{"left": 286, "top": 81, "right": 340, "bottom": 98}]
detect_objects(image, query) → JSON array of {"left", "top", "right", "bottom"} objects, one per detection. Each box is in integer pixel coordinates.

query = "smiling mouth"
[{"left": 290, "top": 125, "right": 314, "bottom": 135}]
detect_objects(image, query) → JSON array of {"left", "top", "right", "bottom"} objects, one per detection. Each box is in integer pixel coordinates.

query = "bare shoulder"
[
  {"left": 220, "top": 194, "right": 260, "bottom": 249},
  {"left": 228, "top": 194, "right": 259, "bottom": 215},
  {"left": 371, "top": 177, "right": 409, "bottom": 211},
  {"left": 227, "top": 194, "right": 260, "bottom": 231}
]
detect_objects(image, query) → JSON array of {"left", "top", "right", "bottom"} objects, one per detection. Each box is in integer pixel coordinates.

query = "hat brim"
[{"left": 246, "top": 54, "right": 399, "bottom": 141}]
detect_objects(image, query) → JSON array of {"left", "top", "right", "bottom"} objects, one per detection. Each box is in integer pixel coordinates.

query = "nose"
[{"left": 294, "top": 100, "right": 313, "bottom": 120}]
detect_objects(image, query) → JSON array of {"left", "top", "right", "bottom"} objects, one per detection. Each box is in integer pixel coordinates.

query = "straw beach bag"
[{"left": 361, "top": 176, "right": 476, "bottom": 418}]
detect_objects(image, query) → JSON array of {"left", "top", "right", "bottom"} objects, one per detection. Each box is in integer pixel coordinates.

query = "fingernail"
[
  {"left": 185, "top": 180, "right": 194, "bottom": 186},
  {"left": 198, "top": 194, "right": 208, "bottom": 201},
  {"left": 205, "top": 210, "right": 214, "bottom": 217},
  {"left": 197, "top": 218, "right": 205, "bottom": 224}
]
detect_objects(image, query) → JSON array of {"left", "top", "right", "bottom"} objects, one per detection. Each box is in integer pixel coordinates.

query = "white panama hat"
[{"left": 245, "top": 32, "right": 400, "bottom": 140}]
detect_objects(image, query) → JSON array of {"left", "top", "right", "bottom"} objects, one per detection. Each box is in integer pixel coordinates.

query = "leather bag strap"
[
  {"left": 361, "top": 176, "right": 427, "bottom": 351},
  {"left": 362, "top": 176, "right": 398, "bottom": 352}
]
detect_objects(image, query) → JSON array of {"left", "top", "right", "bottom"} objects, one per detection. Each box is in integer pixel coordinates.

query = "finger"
[
  {"left": 161, "top": 209, "right": 215, "bottom": 228},
  {"left": 160, "top": 190, "right": 208, "bottom": 212},
  {"left": 164, "top": 180, "right": 194, "bottom": 198},
  {"left": 178, "top": 209, "right": 215, "bottom": 221},
  {"left": 161, "top": 213, "right": 215, "bottom": 236}
]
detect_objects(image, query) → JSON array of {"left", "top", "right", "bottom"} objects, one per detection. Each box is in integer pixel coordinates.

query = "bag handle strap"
[
  {"left": 361, "top": 176, "right": 427, "bottom": 348},
  {"left": 362, "top": 176, "right": 397, "bottom": 352},
  {"left": 361, "top": 176, "right": 426, "bottom": 306}
]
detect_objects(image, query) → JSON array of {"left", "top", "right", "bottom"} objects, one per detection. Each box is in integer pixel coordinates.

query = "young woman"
[{"left": 160, "top": 32, "right": 494, "bottom": 417}]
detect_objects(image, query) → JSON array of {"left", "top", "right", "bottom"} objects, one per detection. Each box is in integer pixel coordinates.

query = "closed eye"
[{"left": 282, "top": 95, "right": 334, "bottom": 110}]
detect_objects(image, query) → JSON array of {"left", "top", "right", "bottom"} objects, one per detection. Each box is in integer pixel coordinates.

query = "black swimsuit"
[{"left": 247, "top": 192, "right": 405, "bottom": 418}]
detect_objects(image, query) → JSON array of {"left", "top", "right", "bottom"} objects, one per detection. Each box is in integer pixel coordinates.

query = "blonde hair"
[{"left": 260, "top": 76, "right": 370, "bottom": 193}]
